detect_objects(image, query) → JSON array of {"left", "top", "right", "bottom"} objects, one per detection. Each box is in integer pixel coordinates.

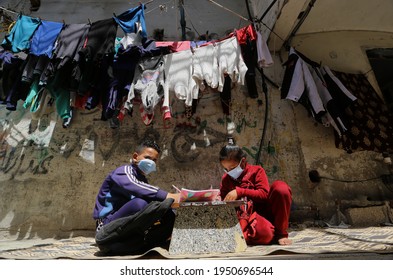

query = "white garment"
[
  {"left": 285, "top": 48, "right": 325, "bottom": 117},
  {"left": 120, "top": 22, "right": 143, "bottom": 49},
  {"left": 192, "top": 43, "right": 219, "bottom": 91},
  {"left": 164, "top": 50, "right": 196, "bottom": 106},
  {"left": 256, "top": 30, "right": 273, "bottom": 68},
  {"left": 126, "top": 56, "right": 166, "bottom": 116},
  {"left": 215, "top": 36, "right": 248, "bottom": 92}
]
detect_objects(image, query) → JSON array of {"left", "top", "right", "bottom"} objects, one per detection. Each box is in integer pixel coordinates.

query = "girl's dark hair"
[
  {"left": 136, "top": 139, "right": 161, "bottom": 154},
  {"left": 219, "top": 145, "right": 246, "bottom": 162}
]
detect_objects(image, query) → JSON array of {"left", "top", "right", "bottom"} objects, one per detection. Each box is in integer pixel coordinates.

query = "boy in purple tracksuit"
[{"left": 93, "top": 139, "right": 179, "bottom": 230}]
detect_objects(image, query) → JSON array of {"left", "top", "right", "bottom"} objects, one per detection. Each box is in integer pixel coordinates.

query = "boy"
[{"left": 93, "top": 139, "right": 180, "bottom": 230}]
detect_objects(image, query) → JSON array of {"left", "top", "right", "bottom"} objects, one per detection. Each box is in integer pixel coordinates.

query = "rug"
[{"left": 0, "top": 226, "right": 392, "bottom": 259}]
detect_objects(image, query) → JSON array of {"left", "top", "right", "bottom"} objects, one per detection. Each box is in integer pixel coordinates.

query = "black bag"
[{"left": 95, "top": 198, "right": 175, "bottom": 255}]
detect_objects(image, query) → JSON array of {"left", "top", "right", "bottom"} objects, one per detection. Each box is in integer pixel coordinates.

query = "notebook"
[{"left": 177, "top": 187, "right": 220, "bottom": 202}]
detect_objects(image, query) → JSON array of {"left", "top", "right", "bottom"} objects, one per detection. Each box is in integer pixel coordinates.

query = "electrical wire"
[
  {"left": 206, "top": 0, "right": 251, "bottom": 23},
  {"left": 0, "top": 6, "right": 19, "bottom": 15},
  {"left": 319, "top": 176, "right": 382, "bottom": 183},
  {"left": 181, "top": 3, "right": 201, "bottom": 38}
]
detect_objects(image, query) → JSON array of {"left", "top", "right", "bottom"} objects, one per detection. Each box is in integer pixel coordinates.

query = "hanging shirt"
[
  {"left": 30, "top": 20, "right": 64, "bottom": 57},
  {"left": 79, "top": 18, "right": 117, "bottom": 62},
  {"left": 1, "top": 15, "right": 41, "bottom": 53},
  {"left": 215, "top": 36, "right": 248, "bottom": 92},
  {"left": 164, "top": 49, "right": 196, "bottom": 106},
  {"left": 52, "top": 23, "right": 90, "bottom": 67},
  {"left": 281, "top": 48, "right": 325, "bottom": 118},
  {"left": 192, "top": 43, "right": 219, "bottom": 90},
  {"left": 113, "top": 4, "right": 147, "bottom": 38}
]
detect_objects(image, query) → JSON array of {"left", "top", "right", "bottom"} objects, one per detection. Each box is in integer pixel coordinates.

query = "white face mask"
[{"left": 225, "top": 160, "right": 244, "bottom": 179}]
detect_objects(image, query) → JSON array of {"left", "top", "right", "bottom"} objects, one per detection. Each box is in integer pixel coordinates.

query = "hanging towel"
[
  {"left": 113, "top": 4, "right": 147, "bottom": 38},
  {"left": 1, "top": 15, "right": 41, "bottom": 53},
  {"left": 30, "top": 20, "right": 64, "bottom": 57}
]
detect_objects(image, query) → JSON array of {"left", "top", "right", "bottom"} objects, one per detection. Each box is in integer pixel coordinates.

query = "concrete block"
[
  {"left": 345, "top": 205, "right": 390, "bottom": 227},
  {"left": 169, "top": 204, "right": 247, "bottom": 255}
]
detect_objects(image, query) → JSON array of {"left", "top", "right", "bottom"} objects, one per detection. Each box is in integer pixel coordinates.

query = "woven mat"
[{"left": 1, "top": 227, "right": 393, "bottom": 259}]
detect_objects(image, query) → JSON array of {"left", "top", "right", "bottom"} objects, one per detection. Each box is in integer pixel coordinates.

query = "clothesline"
[
  {"left": 0, "top": 6, "right": 19, "bottom": 15},
  {"left": 206, "top": 0, "right": 251, "bottom": 23}
]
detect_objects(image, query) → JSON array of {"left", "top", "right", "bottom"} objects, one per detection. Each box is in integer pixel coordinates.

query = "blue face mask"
[
  {"left": 137, "top": 159, "right": 156, "bottom": 175},
  {"left": 226, "top": 160, "right": 244, "bottom": 179}
]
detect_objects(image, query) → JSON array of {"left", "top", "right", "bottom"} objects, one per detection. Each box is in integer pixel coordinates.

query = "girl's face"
[{"left": 220, "top": 157, "right": 245, "bottom": 172}]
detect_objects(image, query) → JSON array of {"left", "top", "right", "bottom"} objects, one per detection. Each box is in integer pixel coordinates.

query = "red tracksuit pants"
[{"left": 251, "top": 180, "right": 292, "bottom": 245}]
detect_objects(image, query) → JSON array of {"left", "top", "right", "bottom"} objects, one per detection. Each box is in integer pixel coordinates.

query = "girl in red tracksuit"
[{"left": 219, "top": 144, "right": 292, "bottom": 245}]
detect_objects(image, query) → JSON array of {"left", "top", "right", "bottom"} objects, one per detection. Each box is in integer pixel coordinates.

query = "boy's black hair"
[
  {"left": 219, "top": 145, "right": 246, "bottom": 162},
  {"left": 136, "top": 139, "right": 161, "bottom": 154}
]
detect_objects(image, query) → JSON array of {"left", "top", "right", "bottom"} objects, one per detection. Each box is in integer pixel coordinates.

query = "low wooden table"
[{"left": 168, "top": 200, "right": 247, "bottom": 255}]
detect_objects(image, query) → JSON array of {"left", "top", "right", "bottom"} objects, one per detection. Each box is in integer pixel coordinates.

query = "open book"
[{"left": 178, "top": 187, "right": 220, "bottom": 202}]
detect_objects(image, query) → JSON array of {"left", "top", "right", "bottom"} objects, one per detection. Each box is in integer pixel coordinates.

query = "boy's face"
[{"left": 133, "top": 147, "right": 159, "bottom": 164}]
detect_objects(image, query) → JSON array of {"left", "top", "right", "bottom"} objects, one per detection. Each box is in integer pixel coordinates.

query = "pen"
[{"left": 172, "top": 185, "right": 181, "bottom": 193}]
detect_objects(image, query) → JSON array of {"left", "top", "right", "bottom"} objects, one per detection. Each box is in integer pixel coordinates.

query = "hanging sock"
[
  {"left": 139, "top": 102, "right": 154, "bottom": 126},
  {"left": 63, "top": 107, "right": 73, "bottom": 128}
]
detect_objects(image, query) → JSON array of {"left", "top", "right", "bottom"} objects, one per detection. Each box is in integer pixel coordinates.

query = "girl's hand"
[{"left": 224, "top": 189, "right": 238, "bottom": 201}]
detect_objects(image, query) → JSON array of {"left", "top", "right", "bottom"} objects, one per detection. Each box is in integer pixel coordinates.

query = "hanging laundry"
[
  {"left": 190, "top": 41, "right": 207, "bottom": 48},
  {"left": 164, "top": 49, "right": 196, "bottom": 107},
  {"left": 155, "top": 41, "right": 191, "bottom": 52},
  {"left": 215, "top": 36, "right": 248, "bottom": 92},
  {"left": 78, "top": 18, "right": 117, "bottom": 63},
  {"left": 41, "top": 23, "right": 90, "bottom": 91},
  {"left": 281, "top": 48, "right": 358, "bottom": 140},
  {"left": 1, "top": 14, "right": 41, "bottom": 53},
  {"left": 0, "top": 50, "right": 29, "bottom": 111},
  {"left": 51, "top": 23, "right": 90, "bottom": 68},
  {"left": 113, "top": 4, "right": 147, "bottom": 38},
  {"left": 220, "top": 75, "right": 232, "bottom": 115},
  {"left": 235, "top": 24, "right": 257, "bottom": 45},
  {"left": 281, "top": 47, "right": 325, "bottom": 119},
  {"left": 240, "top": 36, "right": 258, "bottom": 98},
  {"left": 126, "top": 55, "right": 166, "bottom": 125},
  {"left": 105, "top": 39, "right": 165, "bottom": 122},
  {"left": 30, "top": 20, "right": 64, "bottom": 57},
  {"left": 256, "top": 30, "right": 273, "bottom": 68},
  {"left": 21, "top": 55, "right": 50, "bottom": 83},
  {"left": 23, "top": 79, "right": 54, "bottom": 120},
  {"left": 192, "top": 43, "right": 219, "bottom": 90}
]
